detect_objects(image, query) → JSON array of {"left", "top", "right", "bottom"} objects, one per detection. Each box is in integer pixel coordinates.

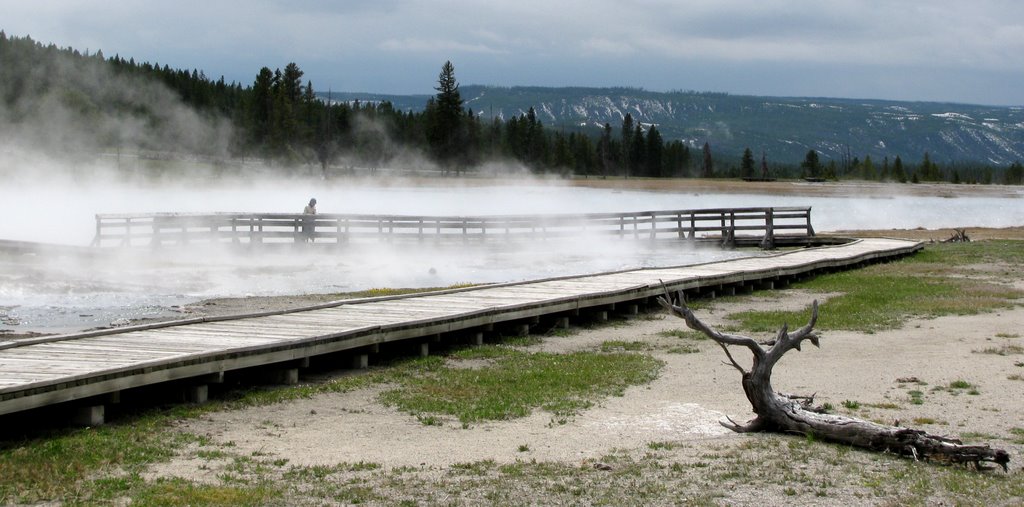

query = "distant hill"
[{"left": 323, "top": 86, "right": 1024, "bottom": 165}]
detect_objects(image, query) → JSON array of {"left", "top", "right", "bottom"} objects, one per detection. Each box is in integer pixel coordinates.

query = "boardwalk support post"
[
  {"left": 73, "top": 405, "right": 105, "bottom": 426},
  {"left": 187, "top": 385, "right": 208, "bottom": 404},
  {"left": 351, "top": 354, "right": 369, "bottom": 369}
]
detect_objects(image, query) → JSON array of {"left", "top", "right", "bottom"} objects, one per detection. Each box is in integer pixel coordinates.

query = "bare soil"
[{"left": 145, "top": 286, "right": 1024, "bottom": 504}]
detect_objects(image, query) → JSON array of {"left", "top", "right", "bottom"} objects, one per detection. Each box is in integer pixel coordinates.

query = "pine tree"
[
  {"left": 861, "top": 155, "right": 876, "bottom": 180},
  {"left": 740, "top": 148, "right": 755, "bottom": 179},
  {"left": 621, "top": 114, "right": 634, "bottom": 177},
  {"left": 250, "top": 67, "right": 275, "bottom": 149},
  {"left": 1005, "top": 161, "right": 1024, "bottom": 185},
  {"left": 801, "top": 150, "right": 822, "bottom": 179},
  {"left": 893, "top": 155, "right": 907, "bottom": 183},
  {"left": 629, "top": 124, "right": 645, "bottom": 175},
  {"left": 426, "top": 60, "right": 464, "bottom": 173},
  {"left": 645, "top": 125, "right": 663, "bottom": 177},
  {"left": 597, "top": 123, "right": 613, "bottom": 178},
  {"left": 701, "top": 142, "right": 714, "bottom": 178}
]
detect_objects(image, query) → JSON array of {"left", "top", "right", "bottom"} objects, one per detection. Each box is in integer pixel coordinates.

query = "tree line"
[{"left": 1, "top": 32, "right": 1020, "bottom": 184}]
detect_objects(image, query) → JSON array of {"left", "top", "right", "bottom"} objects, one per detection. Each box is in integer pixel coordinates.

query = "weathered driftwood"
[
  {"left": 943, "top": 228, "right": 971, "bottom": 243},
  {"left": 657, "top": 289, "right": 1010, "bottom": 471}
]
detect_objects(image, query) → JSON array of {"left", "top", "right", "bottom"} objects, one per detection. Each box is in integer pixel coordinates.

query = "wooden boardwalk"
[
  {"left": 91, "top": 207, "right": 815, "bottom": 248},
  {"left": 0, "top": 237, "right": 922, "bottom": 422}
]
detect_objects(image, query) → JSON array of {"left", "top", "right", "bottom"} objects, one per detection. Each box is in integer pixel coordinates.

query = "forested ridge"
[{"left": 1, "top": 32, "right": 1021, "bottom": 184}]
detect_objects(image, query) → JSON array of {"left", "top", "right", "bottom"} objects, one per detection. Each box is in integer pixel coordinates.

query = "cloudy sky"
[{"left": 5, "top": 1, "right": 1023, "bottom": 105}]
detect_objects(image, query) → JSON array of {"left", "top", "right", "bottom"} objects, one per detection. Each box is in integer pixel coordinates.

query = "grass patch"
[
  {"left": 908, "top": 390, "right": 925, "bottom": 405},
  {"left": 865, "top": 402, "right": 901, "bottom": 410},
  {"left": 131, "top": 477, "right": 280, "bottom": 506},
  {"left": 725, "top": 242, "right": 1023, "bottom": 333},
  {"left": 667, "top": 344, "right": 700, "bottom": 354},
  {"left": 656, "top": 329, "right": 707, "bottom": 341},
  {"left": 600, "top": 340, "right": 652, "bottom": 352},
  {"left": 501, "top": 334, "right": 545, "bottom": 346},
  {"left": 841, "top": 400, "right": 861, "bottom": 410},
  {"left": 379, "top": 346, "right": 662, "bottom": 423},
  {"left": 0, "top": 417, "right": 182, "bottom": 504},
  {"left": 974, "top": 344, "right": 1024, "bottom": 356},
  {"left": 1010, "top": 428, "right": 1024, "bottom": 445},
  {"left": 948, "top": 379, "right": 974, "bottom": 390}
]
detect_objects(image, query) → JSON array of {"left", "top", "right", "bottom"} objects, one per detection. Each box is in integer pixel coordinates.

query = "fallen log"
[{"left": 657, "top": 288, "right": 1010, "bottom": 471}]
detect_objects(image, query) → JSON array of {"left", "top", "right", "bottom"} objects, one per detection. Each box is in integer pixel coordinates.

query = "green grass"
[
  {"left": 129, "top": 477, "right": 281, "bottom": 506},
  {"left": 656, "top": 329, "right": 708, "bottom": 341},
  {"left": 948, "top": 379, "right": 974, "bottom": 390},
  {"left": 975, "top": 344, "right": 1024, "bottom": 356},
  {"left": 0, "top": 417, "right": 183, "bottom": 504},
  {"left": 600, "top": 340, "right": 653, "bottom": 352},
  {"left": 379, "top": 346, "right": 662, "bottom": 423},
  {"left": 726, "top": 242, "right": 1023, "bottom": 333},
  {"left": 1010, "top": 428, "right": 1024, "bottom": 445}
]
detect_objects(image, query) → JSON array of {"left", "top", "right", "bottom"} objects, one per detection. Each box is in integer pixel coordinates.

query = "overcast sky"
[{"left": 5, "top": 1, "right": 1023, "bottom": 105}]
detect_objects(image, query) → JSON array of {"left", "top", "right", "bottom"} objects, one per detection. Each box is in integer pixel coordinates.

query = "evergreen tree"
[
  {"left": 250, "top": 67, "right": 275, "bottom": 149},
  {"left": 664, "top": 141, "right": 691, "bottom": 178},
  {"left": 893, "top": 155, "right": 907, "bottom": 183},
  {"left": 861, "top": 155, "right": 876, "bottom": 180},
  {"left": 801, "top": 149, "right": 822, "bottom": 179},
  {"left": 701, "top": 142, "right": 714, "bottom": 178},
  {"left": 629, "top": 124, "right": 645, "bottom": 175},
  {"left": 740, "top": 148, "right": 755, "bottom": 179},
  {"left": 620, "top": 113, "right": 634, "bottom": 177},
  {"left": 645, "top": 125, "right": 663, "bottom": 177},
  {"left": 597, "top": 123, "right": 613, "bottom": 178},
  {"left": 1005, "top": 161, "right": 1024, "bottom": 185},
  {"left": 426, "top": 60, "right": 464, "bottom": 173}
]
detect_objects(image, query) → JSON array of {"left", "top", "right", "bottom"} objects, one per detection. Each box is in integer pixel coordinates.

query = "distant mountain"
[{"left": 323, "top": 86, "right": 1024, "bottom": 165}]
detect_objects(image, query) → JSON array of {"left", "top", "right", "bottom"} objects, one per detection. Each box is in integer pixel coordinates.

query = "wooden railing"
[{"left": 91, "top": 207, "right": 814, "bottom": 248}]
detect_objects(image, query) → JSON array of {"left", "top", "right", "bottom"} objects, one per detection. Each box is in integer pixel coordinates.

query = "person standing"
[{"left": 302, "top": 198, "right": 317, "bottom": 242}]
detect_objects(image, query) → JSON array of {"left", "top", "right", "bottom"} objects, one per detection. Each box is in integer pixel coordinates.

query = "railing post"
[
  {"left": 689, "top": 213, "right": 696, "bottom": 240},
  {"left": 649, "top": 212, "right": 656, "bottom": 240},
  {"left": 92, "top": 215, "right": 102, "bottom": 247},
  {"left": 806, "top": 207, "right": 815, "bottom": 236},
  {"left": 761, "top": 208, "right": 775, "bottom": 250},
  {"left": 121, "top": 217, "right": 132, "bottom": 247}
]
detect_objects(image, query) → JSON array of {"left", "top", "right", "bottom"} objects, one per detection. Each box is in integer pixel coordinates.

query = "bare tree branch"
[{"left": 661, "top": 296, "right": 1011, "bottom": 471}]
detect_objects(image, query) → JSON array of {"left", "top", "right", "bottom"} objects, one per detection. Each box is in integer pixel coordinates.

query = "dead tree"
[
  {"left": 657, "top": 289, "right": 1010, "bottom": 471},
  {"left": 943, "top": 228, "right": 971, "bottom": 243}
]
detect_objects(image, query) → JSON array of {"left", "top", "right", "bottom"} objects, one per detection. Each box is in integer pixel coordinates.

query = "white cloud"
[
  {"left": 3, "top": 0, "right": 1023, "bottom": 103},
  {"left": 378, "top": 38, "right": 508, "bottom": 54}
]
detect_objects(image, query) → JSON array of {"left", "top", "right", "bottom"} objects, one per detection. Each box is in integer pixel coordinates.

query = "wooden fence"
[{"left": 91, "top": 207, "right": 814, "bottom": 248}]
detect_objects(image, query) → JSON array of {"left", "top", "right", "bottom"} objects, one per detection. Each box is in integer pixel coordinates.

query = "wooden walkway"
[
  {"left": 91, "top": 207, "right": 815, "bottom": 248},
  {"left": 0, "top": 237, "right": 922, "bottom": 422}
]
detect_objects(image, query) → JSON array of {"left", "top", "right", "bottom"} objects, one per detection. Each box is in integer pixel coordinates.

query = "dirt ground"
[
  {"left": 140, "top": 275, "right": 1024, "bottom": 506},
  {"left": 155, "top": 291, "right": 1024, "bottom": 468}
]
